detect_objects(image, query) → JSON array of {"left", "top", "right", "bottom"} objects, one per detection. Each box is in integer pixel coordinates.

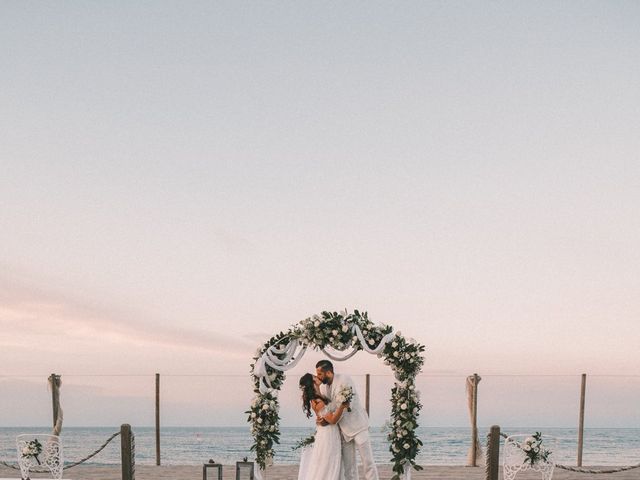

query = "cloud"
[{"left": 0, "top": 272, "right": 254, "bottom": 359}]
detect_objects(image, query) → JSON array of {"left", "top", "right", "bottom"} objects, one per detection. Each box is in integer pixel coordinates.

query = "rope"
[
  {"left": 484, "top": 432, "right": 492, "bottom": 479},
  {"left": 63, "top": 431, "right": 121, "bottom": 469},
  {"left": 0, "top": 431, "right": 121, "bottom": 471},
  {"left": 555, "top": 463, "right": 640, "bottom": 474},
  {"left": 497, "top": 431, "right": 640, "bottom": 474}
]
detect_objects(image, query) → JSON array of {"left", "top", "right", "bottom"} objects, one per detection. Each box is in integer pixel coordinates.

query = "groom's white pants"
[{"left": 341, "top": 431, "right": 379, "bottom": 480}]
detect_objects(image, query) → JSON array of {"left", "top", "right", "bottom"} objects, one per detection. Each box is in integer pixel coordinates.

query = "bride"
[{"left": 297, "top": 373, "right": 349, "bottom": 480}]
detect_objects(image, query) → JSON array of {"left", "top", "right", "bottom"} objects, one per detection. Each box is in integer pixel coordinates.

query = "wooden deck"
[{"left": 2, "top": 464, "right": 640, "bottom": 479}]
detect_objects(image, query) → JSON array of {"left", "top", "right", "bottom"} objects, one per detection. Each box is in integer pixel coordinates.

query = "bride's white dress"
[{"left": 297, "top": 405, "right": 342, "bottom": 480}]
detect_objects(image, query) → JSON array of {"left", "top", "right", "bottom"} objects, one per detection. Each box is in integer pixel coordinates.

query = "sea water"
[{"left": 1, "top": 427, "right": 639, "bottom": 466}]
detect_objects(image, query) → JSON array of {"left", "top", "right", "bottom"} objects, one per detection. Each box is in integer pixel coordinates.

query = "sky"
[{"left": 1, "top": 1, "right": 639, "bottom": 427}]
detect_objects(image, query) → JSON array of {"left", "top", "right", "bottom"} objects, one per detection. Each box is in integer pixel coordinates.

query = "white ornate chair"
[
  {"left": 503, "top": 434, "right": 557, "bottom": 480},
  {"left": 16, "top": 434, "right": 63, "bottom": 479}
]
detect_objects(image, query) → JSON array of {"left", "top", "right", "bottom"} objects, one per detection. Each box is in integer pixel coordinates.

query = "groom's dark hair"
[{"left": 316, "top": 360, "right": 334, "bottom": 373}]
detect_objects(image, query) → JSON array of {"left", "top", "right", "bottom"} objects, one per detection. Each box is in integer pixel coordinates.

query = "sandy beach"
[{"left": 2, "top": 464, "right": 639, "bottom": 479}]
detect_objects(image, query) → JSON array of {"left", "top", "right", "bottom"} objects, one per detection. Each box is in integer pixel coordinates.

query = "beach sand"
[{"left": 2, "top": 464, "right": 639, "bottom": 479}]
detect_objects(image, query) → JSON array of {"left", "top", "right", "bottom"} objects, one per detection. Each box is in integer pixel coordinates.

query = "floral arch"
[{"left": 247, "top": 310, "right": 426, "bottom": 479}]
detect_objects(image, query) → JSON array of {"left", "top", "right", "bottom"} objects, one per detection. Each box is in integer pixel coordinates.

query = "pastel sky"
[{"left": 1, "top": 1, "right": 639, "bottom": 426}]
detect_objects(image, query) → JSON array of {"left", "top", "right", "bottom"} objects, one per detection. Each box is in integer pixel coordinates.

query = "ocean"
[{"left": 2, "top": 427, "right": 638, "bottom": 466}]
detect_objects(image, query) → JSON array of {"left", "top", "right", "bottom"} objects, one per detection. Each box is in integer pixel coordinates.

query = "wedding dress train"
[{"left": 297, "top": 406, "right": 342, "bottom": 480}]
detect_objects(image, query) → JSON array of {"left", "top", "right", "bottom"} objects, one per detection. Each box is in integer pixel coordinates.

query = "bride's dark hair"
[{"left": 299, "top": 373, "right": 328, "bottom": 418}]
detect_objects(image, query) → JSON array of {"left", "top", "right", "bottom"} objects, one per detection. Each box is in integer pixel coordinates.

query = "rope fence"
[
  {"left": 1, "top": 424, "right": 135, "bottom": 480},
  {"left": 483, "top": 427, "right": 640, "bottom": 479},
  {"left": 0, "top": 431, "right": 121, "bottom": 472}
]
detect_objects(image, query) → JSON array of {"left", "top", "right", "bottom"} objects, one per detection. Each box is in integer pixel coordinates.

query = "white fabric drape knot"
[{"left": 255, "top": 339, "right": 307, "bottom": 394}]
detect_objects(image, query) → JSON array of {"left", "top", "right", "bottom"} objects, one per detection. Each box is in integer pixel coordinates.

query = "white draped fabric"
[
  {"left": 321, "top": 345, "right": 360, "bottom": 361},
  {"left": 254, "top": 324, "right": 396, "bottom": 394},
  {"left": 254, "top": 339, "right": 307, "bottom": 394},
  {"left": 465, "top": 375, "right": 483, "bottom": 466}
]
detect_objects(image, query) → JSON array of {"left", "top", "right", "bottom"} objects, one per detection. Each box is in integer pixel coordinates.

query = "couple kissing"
[{"left": 297, "top": 360, "right": 379, "bottom": 480}]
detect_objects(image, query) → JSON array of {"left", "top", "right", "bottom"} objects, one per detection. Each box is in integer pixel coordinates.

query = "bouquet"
[
  {"left": 521, "top": 432, "right": 552, "bottom": 465},
  {"left": 292, "top": 434, "right": 315, "bottom": 451},
  {"left": 336, "top": 385, "right": 354, "bottom": 412},
  {"left": 21, "top": 438, "right": 43, "bottom": 465}
]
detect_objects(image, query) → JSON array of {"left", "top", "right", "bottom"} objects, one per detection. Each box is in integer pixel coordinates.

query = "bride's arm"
[{"left": 314, "top": 400, "right": 348, "bottom": 425}]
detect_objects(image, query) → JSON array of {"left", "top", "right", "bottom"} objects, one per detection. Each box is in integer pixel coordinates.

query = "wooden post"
[
  {"left": 155, "top": 373, "right": 161, "bottom": 466},
  {"left": 49, "top": 373, "right": 61, "bottom": 429},
  {"left": 471, "top": 373, "right": 479, "bottom": 467},
  {"left": 365, "top": 374, "right": 370, "bottom": 417},
  {"left": 485, "top": 425, "right": 500, "bottom": 480},
  {"left": 577, "top": 373, "right": 587, "bottom": 466},
  {"left": 121, "top": 423, "right": 134, "bottom": 480}
]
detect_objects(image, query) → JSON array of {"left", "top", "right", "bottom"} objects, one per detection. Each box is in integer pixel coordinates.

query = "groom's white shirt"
[{"left": 321, "top": 373, "right": 369, "bottom": 443}]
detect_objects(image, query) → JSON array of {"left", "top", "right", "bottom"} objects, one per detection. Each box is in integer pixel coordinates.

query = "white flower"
[
  {"left": 396, "top": 420, "right": 402, "bottom": 426},
  {"left": 262, "top": 404, "right": 270, "bottom": 411},
  {"left": 392, "top": 341, "right": 398, "bottom": 348},
  {"left": 251, "top": 412, "right": 257, "bottom": 419},
  {"left": 257, "top": 418, "right": 263, "bottom": 423},
  {"left": 314, "top": 321, "right": 320, "bottom": 327},
  {"left": 393, "top": 445, "right": 400, "bottom": 453},
  {"left": 363, "top": 330, "right": 368, "bottom": 335},
  {"left": 368, "top": 338, "right": 375, "bottom": 345},
  {"left": 393, "top": 351, "right": 399, "bottom": 358},
  {"left": 523, "top": 444, "right": 531, "bottom": 451},
  {"left": 332, "top": 330, "right": 338, "bottom": 336},
  {"left": 534, "top": 447, "right": 540, "bottom": 453},
  {"left": 342, "top": 325, "right": 349, "bottom": 332},
  {"left": 269, "top": 426, "right": 275, "bottom": 432},
  {"left": 525, "top": 437, "right": 535, "bottom": 445},
  {"left": 400, "top": 403, "right": 408, "bottom": 410},
  {"left": 403, "top": 443, "right": 410, "bottom": 449}
]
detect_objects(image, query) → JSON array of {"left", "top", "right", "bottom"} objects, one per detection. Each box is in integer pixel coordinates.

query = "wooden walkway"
[{"left": 2, "top": 464, "right": 640, "bottom": 479}]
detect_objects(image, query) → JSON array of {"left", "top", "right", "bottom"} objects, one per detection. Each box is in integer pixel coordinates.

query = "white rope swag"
[{"left": 253, "top": 323, "right": 396, "bottom": 393}]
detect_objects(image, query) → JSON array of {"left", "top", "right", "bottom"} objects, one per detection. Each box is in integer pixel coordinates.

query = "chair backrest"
[{"left": 16, "top": 434, "right": 64, "bottom": 479}]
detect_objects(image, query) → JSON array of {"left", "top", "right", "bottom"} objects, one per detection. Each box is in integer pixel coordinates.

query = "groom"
[{"left": 316, "top": 360, "right": 379, "bottom": 480}]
